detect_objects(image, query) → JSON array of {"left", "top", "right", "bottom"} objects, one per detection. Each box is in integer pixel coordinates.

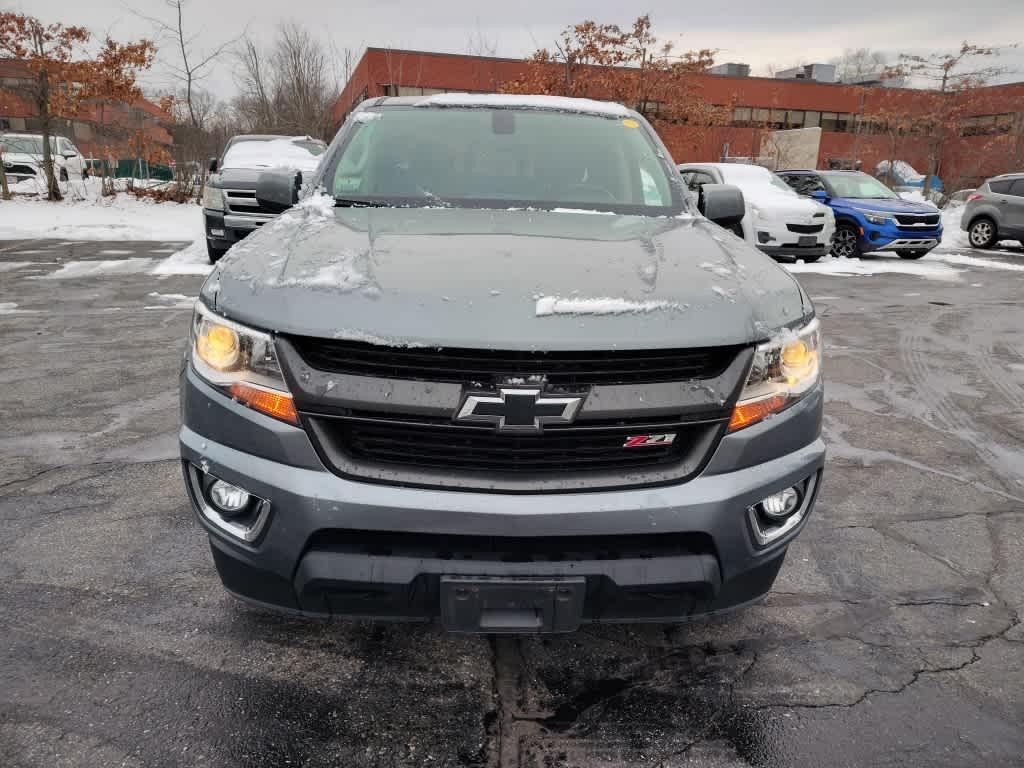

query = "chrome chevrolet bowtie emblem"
[{"left": 455, "top": 387, "right": 584, "bottom": 433}]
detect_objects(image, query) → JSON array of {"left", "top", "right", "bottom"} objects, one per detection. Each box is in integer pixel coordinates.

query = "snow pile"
[
  {"left": 535, "top": 295, "right": 683, "bottom": 316},
  {"left": 145, "top": 292, "right": 195, "bottom": 309},
  {"left": 940, "top": 206, "right": 969, "bottom": 248},
  {"left": 417, "top": 93, "right": 631, "bottom": 117},
  {"left": 332, "top": 328, "right": 427, "bottom": 347},
  {"left": 784, "top": 256, "right": 962, "bottom": 281},
  {"left": 0, "top": 189, "right": 202, "bottom": 241},
  {"left": 151, "top": 239, "right": 213, "bottom": 276},
  {"left": 927, "top": 252, "right": 1024, "bottom": 272},
  {"left": 876, "top": 160, "right": 924, "bottom": 183},
  {"left": 221, "top": 137, "right": 324, "bottom": 173},
  {"left": 295, "top": 191, "right": 336, "bottom": 218}
]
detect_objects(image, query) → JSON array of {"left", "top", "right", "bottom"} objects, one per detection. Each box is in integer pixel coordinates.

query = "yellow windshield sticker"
[{"left": 622, "top": 118, "right": 640, "bottom": 128}]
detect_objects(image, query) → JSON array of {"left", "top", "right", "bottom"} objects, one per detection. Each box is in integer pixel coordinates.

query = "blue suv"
[{"left": 779, "top": 170, "right": 942, "bottom": 260}]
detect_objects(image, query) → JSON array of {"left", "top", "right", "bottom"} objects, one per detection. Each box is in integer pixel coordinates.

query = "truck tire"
[
  {"left": 967, "top": 217, "right": 997, "bottom": 249},
  {"left": 830, "top": 224, "right": 861, "bottom": 259}
]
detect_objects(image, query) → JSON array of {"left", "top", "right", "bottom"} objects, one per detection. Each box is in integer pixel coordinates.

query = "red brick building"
[
  {"left": 0, "top": 59, "right": 174, "bottom": 158},
  {"left": 334, "top": 48, "right": 1024, "bottom": 188}
]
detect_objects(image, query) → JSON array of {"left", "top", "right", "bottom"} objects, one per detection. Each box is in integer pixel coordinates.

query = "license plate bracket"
[
  {"left": 440, "top": 576, "right": 586, "bottom": 633},
  {"left": 798, "top": 235, "right": 817, "bottom": 246}
]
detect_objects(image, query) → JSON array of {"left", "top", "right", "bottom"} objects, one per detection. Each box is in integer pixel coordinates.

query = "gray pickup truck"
[
  {"left": 201, "top": 135, "right": 326, "bottom": 262},
  {"left": 179, "top": 95, "right": 824, "bottom": 633}
]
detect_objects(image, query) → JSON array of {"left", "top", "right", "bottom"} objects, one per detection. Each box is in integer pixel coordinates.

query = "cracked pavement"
[{"left": 1, "top": 238, "right": 1022, "bottom": 767}]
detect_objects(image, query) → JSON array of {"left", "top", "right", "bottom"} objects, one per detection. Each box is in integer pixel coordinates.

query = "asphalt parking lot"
[{"left": 1, "top": 237, "right": 1022, "bottom": 768}]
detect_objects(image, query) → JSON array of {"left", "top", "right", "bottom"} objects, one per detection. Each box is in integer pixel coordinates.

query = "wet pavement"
[{"left": 1, "top": 238, "right": 1022, "bottom": 767}]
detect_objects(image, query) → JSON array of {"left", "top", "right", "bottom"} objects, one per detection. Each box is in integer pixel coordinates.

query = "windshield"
[
  {"left": 823, "top": 172, "right": 898, "bottom": 199},
  {"left": 327, "top": 107, "right": 681, "bottom": 214},
  {"left": 222, "top": 137, "right": 326, "bottom": 172},
  {"left": 0, "top": 136, "right": 53, "bottom": 155}
]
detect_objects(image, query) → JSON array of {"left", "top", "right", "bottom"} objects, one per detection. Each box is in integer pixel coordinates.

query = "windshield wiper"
[{"left": 333, "top": 197, "right": 387, "bottom": 207}]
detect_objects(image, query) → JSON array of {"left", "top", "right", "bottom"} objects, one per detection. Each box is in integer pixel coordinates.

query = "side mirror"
[
  {"left": 810, "top": 189, "right": 829, "bottom": 202},
  {"left": 699, "top": 183, "right": 745, "bottom": 230},
  {"left": 208, "top": 157, "right": 219, "bottom": 173},
  {"left": 62, "top": 152, "right": 76, "bottom": 159},
  {"left": 256, "top": 169, "right": 301, "bottom": 211}
]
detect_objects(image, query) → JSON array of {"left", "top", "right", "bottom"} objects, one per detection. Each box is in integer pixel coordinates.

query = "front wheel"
[
  {"left": 830, "top": 224, "right": 861, "bottom": 259},
  {"left": 968, "top": 218, "right": 997, "bottom": 249},
  {"left": 898, "top": 250, "right": 927, "bottom": 260}
]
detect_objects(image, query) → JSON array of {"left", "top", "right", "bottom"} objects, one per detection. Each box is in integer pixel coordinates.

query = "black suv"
[{"left": 201, "top": 135, "right": 326, "bottom": 262}]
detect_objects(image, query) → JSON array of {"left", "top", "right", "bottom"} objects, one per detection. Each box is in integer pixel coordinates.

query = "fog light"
[
  {"left": 210, "top": 228, "right": 226, "bottom": 237},
  {"left": 758, "top": 487, "right": 800, "bottom": 519},
  {"left": 209, "top": 479, "right": 250, "bottom": 515}
]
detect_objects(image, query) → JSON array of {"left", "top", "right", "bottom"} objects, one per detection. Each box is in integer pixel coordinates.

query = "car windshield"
[
  {"left": 222, "top": 137, "right": 326, "bottom": 172},
  {"left": 327, "top": 107, "right": 682, "bottom": 214},
  {"left": 0, "top": 136, "right": 53, "bottom": 154},
  {"left": 823, "top": 172, "right": 898, "bottom": 199}
]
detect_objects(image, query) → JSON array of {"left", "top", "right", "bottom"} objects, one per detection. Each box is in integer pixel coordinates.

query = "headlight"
[
  {"left": 728, "top": 318, "right": 821, "bottom": 432},
  {"left": 750, "top": 204, "right": 764, "bottom": 220},
  {"left": 863, "top": 212, "right": 892, "bottom": 225},
  {"left": 201, "top": 185, "right": 225, "bottom": 211},
  {"left": 190, "top": 302, "right": 298, "bottom": 424}
]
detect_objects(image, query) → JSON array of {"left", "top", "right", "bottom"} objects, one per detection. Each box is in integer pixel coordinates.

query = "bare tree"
[
  {"left": 831, "top": 48, "right": 901, "bottom": 84},
  {"left": 234, "top": 23, "right": 350, "bottom": 140}
]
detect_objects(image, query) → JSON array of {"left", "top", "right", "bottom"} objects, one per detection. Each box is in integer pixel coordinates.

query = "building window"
[
  {"left": 804, "top": 111, "right": 820, "bottom": 128},
  {"left": 732, "top": 106, "right": 752, "bottom": 126}
]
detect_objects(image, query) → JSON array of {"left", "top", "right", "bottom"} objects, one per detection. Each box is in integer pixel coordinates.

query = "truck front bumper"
[{"left": 179, "top": 368, "right": 825, "bottom": 631}]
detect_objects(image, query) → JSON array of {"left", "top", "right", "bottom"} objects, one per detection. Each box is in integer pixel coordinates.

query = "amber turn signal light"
[
  {"left": 728, "top": 394, "right": 789, "bottom": 433},
  {"left": 229, "top": 382, "right": 299, "bottom": 425}
]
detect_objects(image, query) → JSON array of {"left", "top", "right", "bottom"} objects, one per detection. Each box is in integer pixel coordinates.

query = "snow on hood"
[
  {"left": 204, "top": 204, "right": 808, "bottom": 350},
  {"left": 415, "top": 93, "right": 631, "bottom": 117},
  {"left": 714, "top": 164, "right": 824, "bottom": 214},
  {"left": 221, "top": 137, "right": 324, "bottom": 173}
]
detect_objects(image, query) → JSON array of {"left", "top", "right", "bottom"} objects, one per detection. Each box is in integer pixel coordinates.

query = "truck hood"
[
  {"left": 2, "top": 152, "right": 44, "bottom": 166},
  {"left": 204, "top": 199, "right": 810, "bottom": 350},
  {"left": 833, "top": 197, "right": 938, "bottom": 215}
]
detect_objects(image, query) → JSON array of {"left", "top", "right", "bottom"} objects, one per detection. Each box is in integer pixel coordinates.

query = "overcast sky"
[{"left": 12, "top": 0, "right": 1024, "bottom": 98}]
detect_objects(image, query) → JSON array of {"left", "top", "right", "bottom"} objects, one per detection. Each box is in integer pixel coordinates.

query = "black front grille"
[
  {"left": 894, "top": 213, "right": 940, "bottom": 228},
  {"left": 4, "top": 164, "right": 35, "bottom": 176},
  {"left": 786, "top": 223, "right": 824, "bottom": 234},
  {"left": 310, "top": 412, "right": 721, "bottom": 474},
  {"left": 288, "top": 338, "right": 741, "bottom": 387}
]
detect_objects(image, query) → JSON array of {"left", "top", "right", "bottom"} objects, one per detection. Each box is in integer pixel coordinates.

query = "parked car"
[
  {"left": 945, "top": 188, "right": 977, "bottom": 208},
  {"left": 960, "top": 174, "right": 1024, "bottom": 249},
  {"left": 179, "top": 95, "right": 824, "bottom": 632},
  {"left": 201, "top": 135, "right": 327, "bottom": 262},
  {"left": 0, "top": 132, "right": 86, "bottom": 183},
  {"left": 778, "top": 169, "right": 942, "bottom": 259},
  {"left": 679, "top": 162, "right": 835, "bottom": 262}
]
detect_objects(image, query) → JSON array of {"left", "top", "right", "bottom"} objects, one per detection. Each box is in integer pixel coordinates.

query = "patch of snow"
[
  {"left": 897, "top": 189, "right": 938, "bottom": 207},
  {"left": 0, "top": 185, "right": 202, "bottom": 242},
  {"left": 276, "top": 259, "right": 371, "bottom": 291},
  {"left": 296, "top": 192, "right": 336, "bottom": 218},
  {"left": 927, "top": 251, "right": 1024, "bottom": 272},
  {"left": 535, "top": 295, "right": 683, "bottom": 316},
  {"left": 147, "top": 291, "right": 195, "bottom": 309},
  {"left": 221, "top": 136, "right": 324, "bottom": 173},
  {"left": 39, "top": 258, "right": 155, "bottom": 279},
  {"left": 784, "top": 256, "right": 962, "bottom": 282},
  {"left": 98, "top": 249, "right": 136, "bottom": 255},
  {"left": 0, "top": 261, "right": 33, "bottom": 272},
  {"left": 331, "top": 328, "right": 427, "bottom": 347},
  {"left": 940, "top": 206, "right": 970, "bottom": 249},
  {"left": 352, "top": 111, "right": 382, "bottom": 123},
  {"left": 550, "top": 207, "right": 616, "bottom": 215},
  {"left": 416, "top": 93, "right": 630, "bottom": 117},
  {"left": 810, "top": 296, "right": 841, "bottom": 301},
  {"left": 489, "top": 289, "right": 501, "bottom": 296},
  {"left": 0, "top": 301, "right": 30, "bottom": 314},
  {"left": 151, "top": 240, "right": 213, "bottom": 276},
  {"left": 700, "top": 261, "right": 734, "bottom": 278}
]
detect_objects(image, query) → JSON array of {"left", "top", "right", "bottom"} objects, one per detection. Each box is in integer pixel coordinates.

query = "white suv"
[
  {"left": 679, "top": 162, "right": 835, "bottom": 262},
  {"left": 0, "top": 133, "right": 87, "bottom": 184}
]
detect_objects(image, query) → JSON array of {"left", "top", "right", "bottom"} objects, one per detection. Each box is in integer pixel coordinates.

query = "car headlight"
[
  {"left": 201, "top": 185, "right": 225, "bottom": 211},
  {"left": 863, "top": 212, "right": 892, "bottom": 225},
  {"left": 750, "top": 204, "right": 764, "bottom": 220},
  {"left": 190, "top": 302, "right": 298, "bottom": 424},
  {"left": 728, "top": 318, "right": 821, "bottom": 432}
]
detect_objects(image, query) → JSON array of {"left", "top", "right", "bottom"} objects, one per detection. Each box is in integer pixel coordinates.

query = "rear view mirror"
[
  {"left": 699, "top": 184, "right": 745, "bottom": 229},
  {"left": 256, "top": 169, "right": 302, "bottom": 211}
]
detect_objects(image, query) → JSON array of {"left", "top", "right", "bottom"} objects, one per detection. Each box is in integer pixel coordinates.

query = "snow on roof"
[{"left": 415, "top": 93, "right": 631, "bottom": 118}]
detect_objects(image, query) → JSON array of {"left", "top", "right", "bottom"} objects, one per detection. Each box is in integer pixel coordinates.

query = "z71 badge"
[{"left": 623, "top": 433, "right": 677, "bottom": 448}]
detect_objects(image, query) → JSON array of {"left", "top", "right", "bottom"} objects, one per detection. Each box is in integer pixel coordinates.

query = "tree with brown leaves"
[
  {"left": 0, "top": 13, "right": 154, "bottom": 200},
  {"left": 502, "top": 16, "right": 729, "bottom": 151}
]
